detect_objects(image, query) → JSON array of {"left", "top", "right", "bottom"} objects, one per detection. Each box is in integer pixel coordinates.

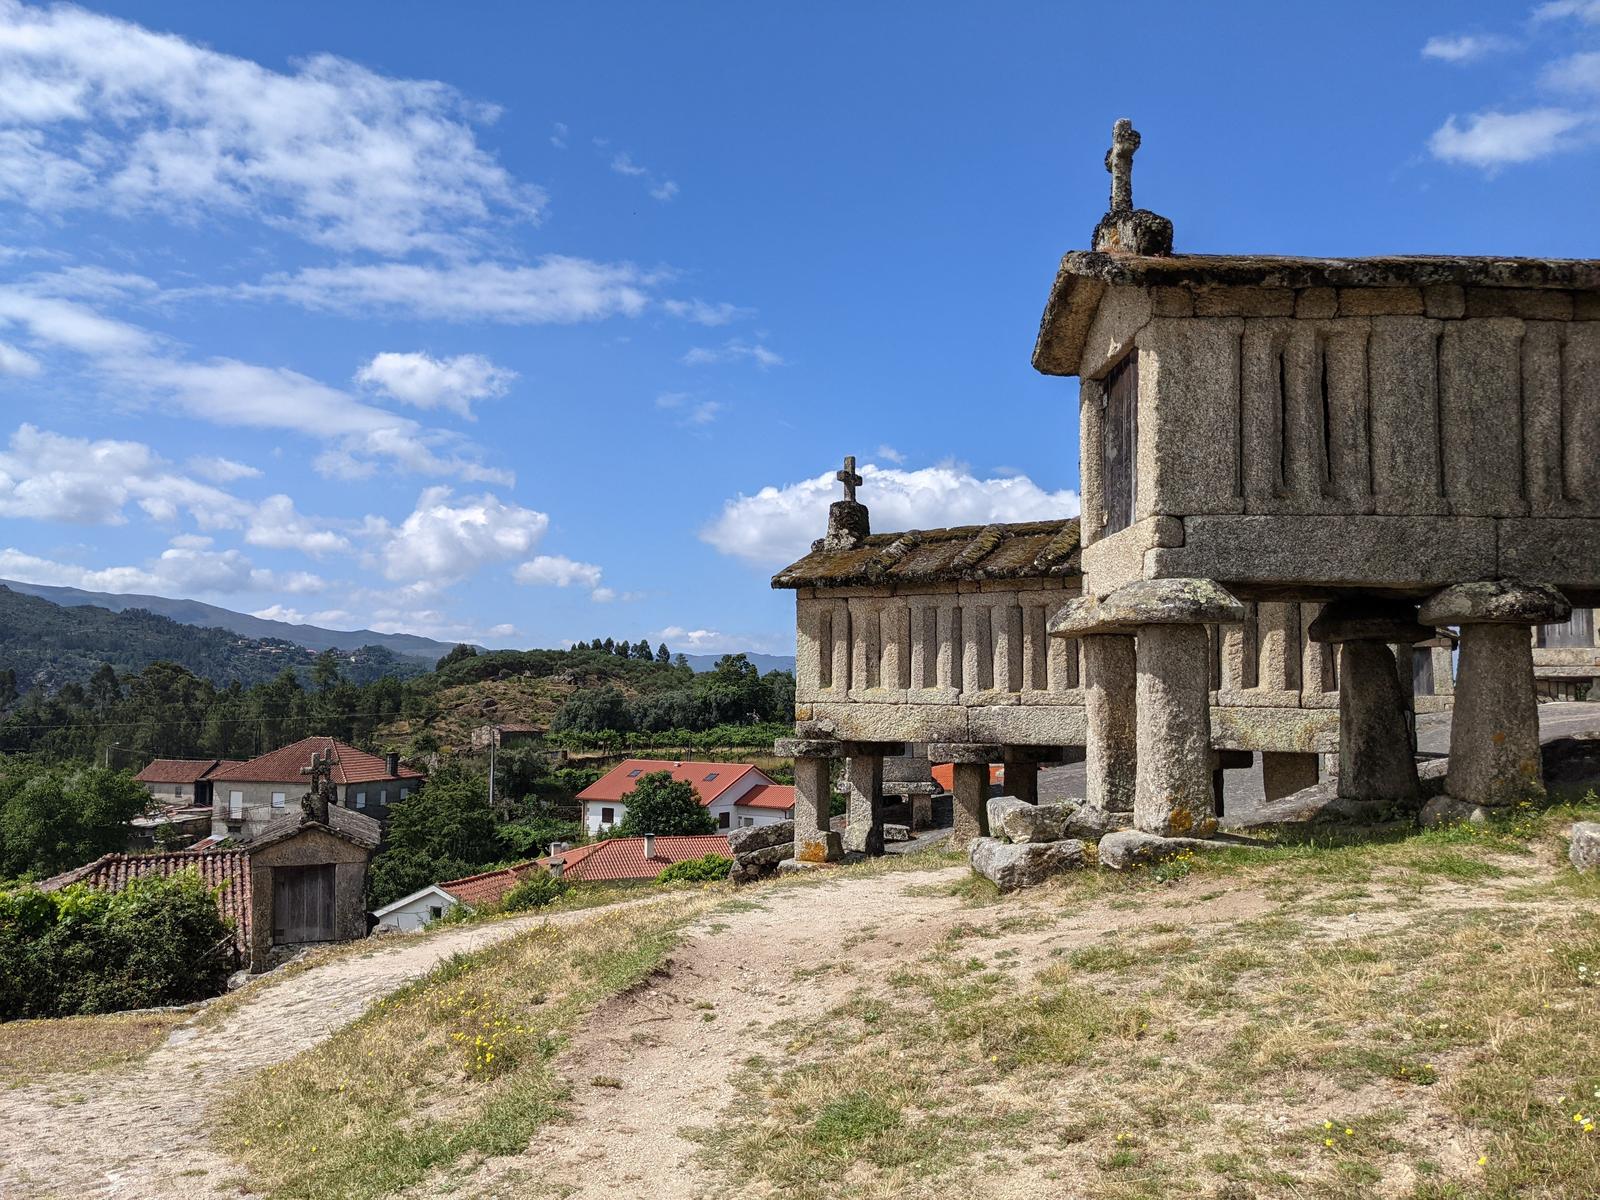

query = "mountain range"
[{"left": 0, "top": 578, "right": 795, "bottom": 680}]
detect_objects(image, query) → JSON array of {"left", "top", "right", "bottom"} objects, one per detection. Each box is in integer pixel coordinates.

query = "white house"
[
  {"left": 576, "top": 759, "right": 795, "bottom": 837},
  {"left": 371, "top": 884, "right": 462, "bottom": 933}
]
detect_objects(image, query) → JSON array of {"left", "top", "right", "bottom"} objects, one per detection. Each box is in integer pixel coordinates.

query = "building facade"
[
  {"left": 206, "top": 736, "right": 423, "bottom": 841},
  {"left": 576, "top": 759, "right": 793, "bottom": 836}
]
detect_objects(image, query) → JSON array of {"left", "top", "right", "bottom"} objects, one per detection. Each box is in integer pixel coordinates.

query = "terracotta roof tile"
[
  {"left": 39, "top": 849, "right": 252, "bottom": 955},
  {"left": 539, "top": 835, "right": 733, "bottom": 883},
  {"left": 437, "top": 861, "right": 545, "bottom": 907},
  {"left": 211, "top": 737, "right": 423, "bottom": 786},
  {"left": 135, "top": 758, "right": 236, "bottom": 785},
  {"left": 737, "top": 784, "right": 794, "bottom": 811},
  {"left": 576, "top": 760, "right": 764, "bottom": 806}
]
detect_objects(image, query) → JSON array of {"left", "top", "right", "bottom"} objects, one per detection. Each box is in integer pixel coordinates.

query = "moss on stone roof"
[{"left": 771, "top": 518, "right": 1080, "bottom": 589}]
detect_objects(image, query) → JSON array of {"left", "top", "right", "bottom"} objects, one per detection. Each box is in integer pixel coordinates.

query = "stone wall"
[{"left": 1075, "top": 284, "right": 1600, "bottom": 603}]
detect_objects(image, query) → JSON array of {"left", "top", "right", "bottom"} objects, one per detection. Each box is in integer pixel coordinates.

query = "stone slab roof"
[
  {"left": 772, "top": 518, "right": 1080, "bottom": 590},
  {"left": 1034, "top": 250, "right": 1600, "bottom": 376},
  {"left": 252, "top": 804, "right": 382, "bottom": 850}
]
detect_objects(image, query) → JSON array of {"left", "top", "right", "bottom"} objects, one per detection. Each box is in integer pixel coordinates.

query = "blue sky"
[{"left": 1, "top": 1, "right": 1597, "bottom": 656}]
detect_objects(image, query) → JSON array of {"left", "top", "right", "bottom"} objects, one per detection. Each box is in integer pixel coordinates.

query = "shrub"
[
  {"left": 0, "top": 870, "right": 235, "bottom": 1019},
  {"left": 615, "top": 771, "right": 716, "bottom": 837},
  {"left": 656, "top": 854, "right": 733, "bottom": 885},
  {"left": 498, "top": 871, "right": 569, "bottom": 913}
]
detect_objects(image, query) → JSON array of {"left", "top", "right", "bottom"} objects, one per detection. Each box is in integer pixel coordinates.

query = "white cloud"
[
  {"left": 651, "top": 625, "right": 783, "bottom": 655},
  {"left": 246, "top": 494, "right": 351, "bottom": 556},
  {"left": 0, "top": 0, "right": 541, "bottom": 254},
  {"left": 0, "top": 543, "right": 322, "bottom": 597},
  {"left": 1543, "top": 50, "right": 1600, "bottom": 94},
  {"left": 682, "top": 338, "right": 786, "bottom": 369},
  {"left": 0, "top": 339, "right": 39, "bottom": 375},
  {"left": 662, "top": 298, "right": 751, "bottom": 326},
  {"left": 188, "top": 455, "right": 262, "bottom": 483},
  {"left": 1428, "top": 108, "right": 1589, "bottom": 167},
  {"left": 238, "top": 257, "right": 655, "bottom": 324},
  {"left": 876, "top": 444, "right": 906, "bottom": 464},
  {"left": 550, "top": 121, "right": 568, "bottom": 149},
  {"left": 655, "top": 392, "right": 721, "bottom": 426},
  {"left": 610, "top": 150, "right": 677, "bottom": 201},
  {"left": 355, "top": 350, "right": 516, "bottom": 419},
  {"left": 1534, "top": 1, "right": 1600, "bottom": 23},
  {"left": 376, "top": 485, "right": 549, "bottom": 583},
  {"left": 1421, "top": 34, "right": 1512, "bottom": 63},
  {"left": 589, "top": 587, "right": 617, "bottom": 603},
  {"left": 0, "top": 423, "right": 250, "bottom": 527},
  {"left": 701, "top": 461, "right": 1081, "bottom": 567},
  {"left": 514, "top": 554, "right": 603, "bottom": 589},
  {"left": 252, "top": 604, "right": 306, "bottom": 623},
  {"left": 0, "top": 286, "right": 152, "bottom": 354}
]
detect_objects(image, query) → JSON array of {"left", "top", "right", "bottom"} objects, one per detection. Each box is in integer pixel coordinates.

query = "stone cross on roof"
[
  {"left": 1105, "top": 118, "right": 1139, "bottom": 213},
  {"left": 300, "top": 748, "right": 335, "bottom": 823},
  {"left": 835, "top": 455, "right": 863, "bottom": 503}
]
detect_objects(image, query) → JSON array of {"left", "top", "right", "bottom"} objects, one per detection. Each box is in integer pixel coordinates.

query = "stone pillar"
[
  {"left": 779, "top": 740, "right": 843, "bottom": 863},
  {"left": 951, "top": 763, "right": 989, "bottom": 849},
  {"left": 910, "top": 792, "right": 933, "bottom": 832},
  {"left": 1430, "top": 643, "right": 1455, "bottom": 696},
  {"left": 1004, "top": 760, "right": 1039, "bottom": 805},
  {"left": 1053, "top": 580, "right": 1245, "bottom": 840},
  {"left": 1391, "top": 642, "right": 1418, "bottom": 753},
  {"left": 1421, "top": 581, "right": 1571, "bottom": 808},
  {"left": 1308, "top": 600, "right": 1434, "bottom": 804},
  {"left": 1261, "top": 752, "right": 1319, "bottom": 802},
  {"left": 1134, "top": 624, "right": 1218, "bottom": 837},
  {"left": 842, "top": 753, "right": 884, "bottom": 855},
  {"left": 1080, "top": 633, "right": 1137, "bottom": 813}
]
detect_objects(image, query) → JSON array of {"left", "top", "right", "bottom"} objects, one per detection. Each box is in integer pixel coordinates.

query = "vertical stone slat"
[
  {"left": 1367, "top": 317, "right": 1447, "bottom": 514},
  {"left": 1438, "top": 320, "right": 1528, "bottom": 514},
  {"left": 1565, "top": 322, "right": 1599, "bottom": 499}
]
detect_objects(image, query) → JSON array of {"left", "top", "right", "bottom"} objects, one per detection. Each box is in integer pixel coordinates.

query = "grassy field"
[
  {"left": 0, "top": 1009, "right": 191, "bottom": 1088},
  {"left": 694, "top": 802, "right": 1600, "bottom": 1200}
]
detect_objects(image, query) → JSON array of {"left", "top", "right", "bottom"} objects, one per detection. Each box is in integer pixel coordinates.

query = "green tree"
[
  {"left": 695, "top": 654, "right": 766, "bottom": 725},
  {"left": 655, "top": 643, "right": 670, "bottom": 664},
  {"left": 0, "top": 762, "right": 150, "bottom": 880},
  {"left": 438, "top": 643, "right": 479, "bottom": 670},
  {"left": 614, "top": 640, "right": 631, "bottom": 659},
  {"left": 311, "top": 650, "right": 344, "bottom": 691},
  {"left": 550, "top": 686, "right": 633, "bottom": 734},
  {"left": 366, "top": 767, "right": 504, "bottom": 907},
  {"left": 615, "top": 771, "right": 716, "bottom": 836}
]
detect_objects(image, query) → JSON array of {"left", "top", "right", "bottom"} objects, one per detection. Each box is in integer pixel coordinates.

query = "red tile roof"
[
  {"left": 931, "top": 763, "right": 1005, "bottom": 791},
  {"left": 39, "top": 849, "right": 252, "bottom": 955},
  {"left": 438, "top": 861, "right": 545, "bottom": 907},
  {"left": 576, "top": 760, "right": 767, "bottom": 807},
  {"left": 211, "top": 737, "right": 423, "bottom": 786},
  {"left": 737, "top": 783, "right": 795, "bottom": 811},
  {"left": 540, "top": 835, "right": 732, "bottom": 882},
  {"left": 135, "top": 758, "right": 240, "bottom": 785}
]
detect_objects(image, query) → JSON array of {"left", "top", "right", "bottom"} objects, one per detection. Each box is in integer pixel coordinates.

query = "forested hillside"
[{"left": 0, "top": 586, "right": 426, "bottom": 693}]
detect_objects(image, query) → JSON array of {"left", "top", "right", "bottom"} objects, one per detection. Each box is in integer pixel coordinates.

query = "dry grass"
[
  {"left": 694, "top": 803, "right": 1600, "bottom": 1200},
  {"left": 0, "top": 1009, "right": 191, "bottom": 1087},
  {"left": 217, "top": 891, "right": 714, "bottom": 1200}
]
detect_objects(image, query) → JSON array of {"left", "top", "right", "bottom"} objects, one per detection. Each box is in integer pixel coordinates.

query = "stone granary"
[
  {"left": 1038, "top": 119, "right": 1598, "bottom": 838},
  {"left": 772, "top": 121, "right": 1597, "bottom": 868}
]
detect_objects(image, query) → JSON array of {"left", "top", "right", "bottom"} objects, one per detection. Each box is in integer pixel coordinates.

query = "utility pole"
[{"left": 488, "top": 735, "right": 497, "bottom": 814}]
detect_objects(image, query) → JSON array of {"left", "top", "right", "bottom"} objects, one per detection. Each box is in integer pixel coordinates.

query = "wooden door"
[
  {"left": 272, "top": 864, "right": 337, "bottom": 943},
  {"left": 1102, "top": 354, "right": 1137, "bottom": 536}
]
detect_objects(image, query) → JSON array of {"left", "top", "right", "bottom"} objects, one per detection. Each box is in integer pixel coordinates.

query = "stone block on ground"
[
  {"left": 794, "top": 830, "right": 843, "bottom": 864},
  {"left": 735, "top": 842, "right": 793, "bottom": 870},
  {"left": 987, "top": 795, "right": 1071, "bottom": 843},
  {"left": 969, "top": 837, "right": 1087, "bottom": 891},
  {"left": 883, "top": 823, "right": 911, "bottom": 842},
  {"left": 1231, "top": 771, "right": 1433, "bottom": 830},
  {"left": 1097, "top": 829, "right": 1242, "bottom": 870},
  {"left": 1570, "top": 822, "right": 1600, "bottom": 873},
  {"left": 728, "top": 820, "right": 794, "bottom": 854},
  {"left": 1418, "top": 795, "right": 1494, "bottom": 829},
  {"left": 1062, "top": 802, "right": 1133, "bottom": 840},
  {"left": 776, "top": 857, "right": 838, "bottom": 875}
]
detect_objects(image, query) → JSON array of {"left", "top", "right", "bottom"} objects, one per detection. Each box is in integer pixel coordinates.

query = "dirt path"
[{"left": 0, "top": 895, "right": 674, "bottom": 1200}]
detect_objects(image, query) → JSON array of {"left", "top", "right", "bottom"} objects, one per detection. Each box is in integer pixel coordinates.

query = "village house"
[
  {"left": 206, "top": 736, "right": 423, "bottom": 841},
  {"left": 134, "top": 757, "right": 241, "bottom": 808},
  {"left": 42, "top": 798, "right": 380, "bottom": 972},
  {"left": 576, "top": 759, "right": 794, "bottom": 836},
  {"left": 469, "top": 722, "right": 549, "bottom": 752},
  {"left": 772, "top": 119, "right": 1598, "bottom": 865}
]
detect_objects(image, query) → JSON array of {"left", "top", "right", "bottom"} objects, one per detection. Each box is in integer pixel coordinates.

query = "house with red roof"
[
  {"left": 206, "top": 736, "right": 424, "bottom": 841},
  {"left": 134, "top": 757, "right": 242, "bottom": 809},
  {"left": 576, "top": 759, "right": 793, "bottom": 837}
]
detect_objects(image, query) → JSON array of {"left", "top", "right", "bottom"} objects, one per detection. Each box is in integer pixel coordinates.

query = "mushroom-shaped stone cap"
[
  {"left": 1049, "top": 578, "right": 1245, "bottom": 637},
  {"left": 1419, "top": 579, "right": 1572, "bottom": 627},
  {"left": 1307, "top": 598, "right": 1436, "bottom": 645}
]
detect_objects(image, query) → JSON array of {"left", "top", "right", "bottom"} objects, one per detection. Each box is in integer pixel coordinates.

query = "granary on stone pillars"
[{"left": 1036, "top": 119, "right": 1600, "bottom": 835}]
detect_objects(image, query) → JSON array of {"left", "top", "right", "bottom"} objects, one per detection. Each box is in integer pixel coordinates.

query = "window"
[
  {"left": 601, "top": 806, "right": 615, "bottom": 825},
  {"left": 741, "top": 816, "right": 754, "bottom": 828},
  {"left": 718, "top": 811, "right": 731, "bottom": 829},
  {"left": 704, "top": 772, "right": 719, "bottom": 782},
  {"left": 355, "top": 791, "right": 366, "bottom": 809},
  {"left": 428, "top": 905, "right": 442, "bottom": 922},
  {"left": 228, "top": 790, "right": 243, "bottom": 818},
  {"left": 174, "top": 784, "right": 185, "bottom": 798},
  {"left": 271, "top": 791, "right": 286, "bottom": 808},
  {"left": 380, "top": 789, "right": 388, "bottom": 806},
  {"left": 627, "top": 768, "right": 642, "bottom": 778}
]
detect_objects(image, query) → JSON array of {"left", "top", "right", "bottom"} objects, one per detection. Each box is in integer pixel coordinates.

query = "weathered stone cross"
[
  {"left": 835, "top": 455, "right": 862, "bottom": 503},
  {"left": 300, "top": 749, "right": 334, "bottom": 820},
  {"left": 1105, "top": 118, "right": 1140, "bottom": 214}
]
